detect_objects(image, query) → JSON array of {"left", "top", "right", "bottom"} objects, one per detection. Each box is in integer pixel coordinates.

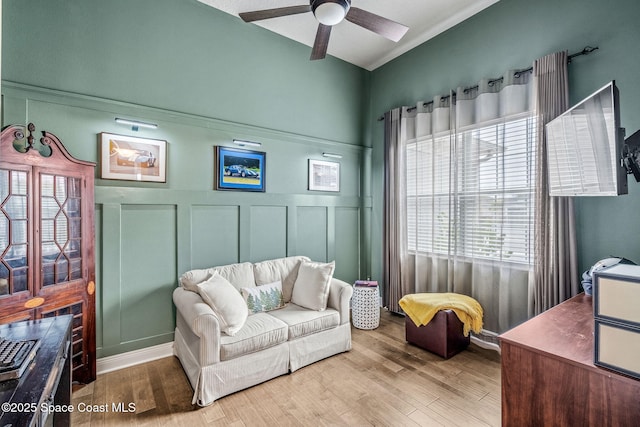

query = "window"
[{"left": 407, "top": 113, "right": 536, "bottom": 266}]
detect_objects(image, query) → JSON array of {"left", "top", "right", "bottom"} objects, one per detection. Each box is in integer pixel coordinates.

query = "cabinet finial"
[{"left": 25, "top": 123, "right": 36, "bottom": 152}]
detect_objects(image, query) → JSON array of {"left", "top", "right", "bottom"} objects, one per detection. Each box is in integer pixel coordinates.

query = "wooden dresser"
[{"left": 500, "top": 293, "right": 640, "bottom": 426}]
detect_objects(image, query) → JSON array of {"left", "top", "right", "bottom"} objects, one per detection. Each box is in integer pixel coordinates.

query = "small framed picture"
[
  {"left": 308, "top": 159, "right": 340, "bottom": 192},
  {"left": 99, "top": 133, "right": 167, "bottom": 182},
  {"left": 214, "top": 146, "right": 266, "bottom": 192}
]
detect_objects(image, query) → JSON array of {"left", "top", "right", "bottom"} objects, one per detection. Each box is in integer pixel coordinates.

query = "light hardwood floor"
[{"left": 71, "top": 311, "right": 501, "bottom": 426}]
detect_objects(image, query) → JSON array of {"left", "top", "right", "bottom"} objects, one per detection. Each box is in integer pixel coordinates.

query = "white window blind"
[
  {"left": 407, "top": 131, "right": 453, "bottom": 255},
  {"left": 407, "top": 113, "right": 536, "bottom": 265}
]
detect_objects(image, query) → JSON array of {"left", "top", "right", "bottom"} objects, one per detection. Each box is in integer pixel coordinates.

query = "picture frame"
[
  {"left": 214, "top": 146, "right": 266, "bottom": 192},
  {"left": 308, "top": 159, "right": 340, "bottom": 192},
  {"left": 99, "top": 132, "right": 167, "bottom": 182}
]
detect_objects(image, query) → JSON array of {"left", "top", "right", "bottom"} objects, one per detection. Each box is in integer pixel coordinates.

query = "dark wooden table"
[
  {"left": 0, "top": 316, "right": 72, "bottom": 427},
  {"left": 500, "top": 293, "right": 640, "bottom": 426}
]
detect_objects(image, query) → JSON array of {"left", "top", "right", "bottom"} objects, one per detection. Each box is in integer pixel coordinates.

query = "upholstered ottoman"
[{"left": 405, "top": 309, "right": 470, "bottom": 359}]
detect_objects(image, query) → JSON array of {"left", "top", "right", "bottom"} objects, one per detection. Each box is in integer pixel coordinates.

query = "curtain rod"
[{"left": 377, "top": 46, "right": 599, "bottom": 121}]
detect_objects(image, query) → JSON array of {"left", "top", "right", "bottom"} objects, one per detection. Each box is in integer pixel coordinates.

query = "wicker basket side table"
[{"left": 351, "top": 284, "right": 380, "bottom": 330}]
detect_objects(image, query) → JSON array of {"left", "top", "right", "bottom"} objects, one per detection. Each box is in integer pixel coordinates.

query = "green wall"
[
  {"left": 2, "top": 0, "right": 369, "bottom": 357},
  {"left": 368, "top": 0, "right": 640, "bottom": 286},
  {"left": 2, "top": 0, "right": 366, "bottom": 144}
]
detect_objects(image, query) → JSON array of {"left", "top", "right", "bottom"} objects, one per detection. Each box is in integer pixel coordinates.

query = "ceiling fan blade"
[
  {"left": 310, "top": 24, "right": 331, "bottom": 60},
  {"left": 239, "top": 5, "right": 311, "bottom": 23},
  {"left": 345, "top": 7, "right": 409, "bottom": 42}
]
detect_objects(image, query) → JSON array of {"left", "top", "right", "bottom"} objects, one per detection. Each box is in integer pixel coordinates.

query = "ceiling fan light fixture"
[{"left": 312, "top": 0, "right": 350, "bottom": 26}]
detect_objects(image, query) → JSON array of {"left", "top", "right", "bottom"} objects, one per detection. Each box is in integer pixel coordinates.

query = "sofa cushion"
[
  {"left": 253, "top": 256, "right": 310, "bottom": 303},
  {"left": 241, "top": 281, "right": 285, "bottom": 314},
  {"left": 267, "top": 303, "right": 340, "bottom": 340},
  {"left": 219, "top": 313, "right": 288, "bottom": 361},
  {"left": 196, "top": 272, "right": 248, "bottom": 336},
  {"left": 291, "top": 260, "right": 335, "bottom": 311},
  {"left": 180, "top": 262, "right": 255, "bottom": 292}
]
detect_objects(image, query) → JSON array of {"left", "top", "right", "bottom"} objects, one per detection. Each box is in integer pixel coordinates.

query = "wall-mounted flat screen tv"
[{"left": 545, "top": 81, "right": 627, "bottom": 196}]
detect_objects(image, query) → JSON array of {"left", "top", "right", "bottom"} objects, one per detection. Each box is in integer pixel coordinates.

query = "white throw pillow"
[
  {"left": 253, "top": 256, "right": 310, "bottom": 303},
  {"left": 179, "top": 270, "right": 212, "bottom": 292},
  {"left": 196, "top": 272, "right": 248, "bottom": 336},
  {"left": 241, "top": 281, "right": 285, "bottom": 314},
  {"left": 291, "top": 260, "right": 335, "bottom": 311}
]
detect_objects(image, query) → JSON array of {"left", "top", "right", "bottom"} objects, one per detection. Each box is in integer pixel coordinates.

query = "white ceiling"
[{"left": 197, "top": 0, "right": 499, "bottom": 70}]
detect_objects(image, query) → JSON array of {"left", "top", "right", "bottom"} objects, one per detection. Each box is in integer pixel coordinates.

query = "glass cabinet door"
[
  {"left": 39, "top": 173, "right": 84, "bottom": 288},
  {"left": 0, "top": 168, "right": 31, "bottom": 298}
]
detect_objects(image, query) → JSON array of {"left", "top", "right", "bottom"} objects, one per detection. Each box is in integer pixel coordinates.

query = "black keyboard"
[{"left": 0, "top": 338, "right": 38, "bottom": 377}]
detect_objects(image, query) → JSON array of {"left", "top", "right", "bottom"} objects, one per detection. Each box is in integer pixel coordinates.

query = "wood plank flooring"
[{"left": 72, "top": 311, "right": 501, "bottom": 426}]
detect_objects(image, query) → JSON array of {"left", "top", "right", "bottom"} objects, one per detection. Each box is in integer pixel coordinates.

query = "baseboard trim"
[
  {"left": 471, "top": 336, "right": 501, "bottom": 354},
  {"left": 97, "top": 342, "right": 174, "bottom": 375}
]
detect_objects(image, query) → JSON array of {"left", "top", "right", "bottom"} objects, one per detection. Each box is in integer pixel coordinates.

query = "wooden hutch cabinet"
[{"left": 0, "top": 123, "right": 96, "bottom": 383}]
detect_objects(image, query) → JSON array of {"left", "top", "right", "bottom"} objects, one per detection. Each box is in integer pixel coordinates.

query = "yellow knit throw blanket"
[{"left": 398, "top": 293, "right": 483, "bottom": 337}]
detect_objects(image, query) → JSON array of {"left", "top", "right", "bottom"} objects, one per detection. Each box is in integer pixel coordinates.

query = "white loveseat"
[{"left": 172, "top": 256, "right": 353, "bottom": 406}]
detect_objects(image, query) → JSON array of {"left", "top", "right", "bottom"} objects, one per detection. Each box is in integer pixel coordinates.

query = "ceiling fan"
[{"left": 239, "top": 0, "right": 409, "bottom": 60}]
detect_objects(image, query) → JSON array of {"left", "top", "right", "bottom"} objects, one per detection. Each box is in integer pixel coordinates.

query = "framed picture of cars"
[
  {"left": 99, "top": 132, "right": 167, "bottom": 182},
  {"left": 214, "top": 146, "right": 266, "bottom": 192}
]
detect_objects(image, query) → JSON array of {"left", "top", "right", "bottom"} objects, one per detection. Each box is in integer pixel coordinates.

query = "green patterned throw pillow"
[{"left": 241, "top": 281, "right": 285, "bottom": 314}]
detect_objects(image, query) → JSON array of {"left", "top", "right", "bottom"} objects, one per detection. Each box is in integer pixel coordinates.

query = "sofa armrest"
[
  {"left": 173, "top": 286, "right": 221, "bottom": 365},
  {"left": 327, "top": 278, "right": 353, "bottom": 325}
]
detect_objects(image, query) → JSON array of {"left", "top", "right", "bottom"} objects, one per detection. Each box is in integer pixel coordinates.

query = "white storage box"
[{"left": 593, "top": 264, "right": 640, "bottom": 379}]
